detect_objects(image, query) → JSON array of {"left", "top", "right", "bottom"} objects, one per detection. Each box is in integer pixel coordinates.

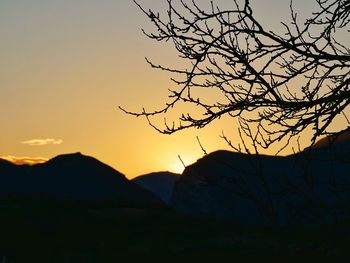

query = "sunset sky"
[{"left": 0, "top": 0, "right": 341, "bottom": 178}]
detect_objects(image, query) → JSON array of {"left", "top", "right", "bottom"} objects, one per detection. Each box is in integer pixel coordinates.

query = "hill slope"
[
  {"left": 0, "top": 152, "right": 163, "bottom": 208},
  {"left": 132, "top": 172, "right": 180, "bottom": 203},
  {"left": 170, "top": 139, "right": 350, "bottom": 225}
]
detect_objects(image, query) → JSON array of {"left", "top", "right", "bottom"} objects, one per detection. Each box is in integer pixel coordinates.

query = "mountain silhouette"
[
  {"left": 0, "top": 159, "right": 18, "bottom": 173},
  {"left": 132, "top": 172, "right": 180, "bottom": 203},
  {"left": 1, "top": 150, "right": 350, "bottom": 260},
  {"left": 312, "top": 130, "right": 350, "bottom": 149},
  {"left": 170, "top": 137, "right": 350, "bottom": 225},
  {"left": 0, "top": 152, "right": 163, "bottom": 208}
]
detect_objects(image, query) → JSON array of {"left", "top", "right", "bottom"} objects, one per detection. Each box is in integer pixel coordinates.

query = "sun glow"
[
  {"left": 168, "top": 159, "right": 186, "bottom": 174},
  {"left": 167, "top": 154, "right": 199, "bottom": 174}
]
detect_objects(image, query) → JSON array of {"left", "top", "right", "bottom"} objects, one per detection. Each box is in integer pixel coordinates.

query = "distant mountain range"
[
  {"left": 2, "top": 138, "right": 350, "bottom": 260},
  {"left": 132, "top": 172, "right": 180, "bottom": 203},
  {"left": 170, "top": 137, "right": 350, "bottom": 225},
  {"left": 2, "top": 134, "right": 350, "bottom": 226},
  {"left": 0, "top": 152, "right": 163, "bottom": 209}
]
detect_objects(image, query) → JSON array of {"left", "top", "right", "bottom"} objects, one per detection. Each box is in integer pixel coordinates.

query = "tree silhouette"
[{"left": 121, "top": 0, "right": 350, "bottom": 151}]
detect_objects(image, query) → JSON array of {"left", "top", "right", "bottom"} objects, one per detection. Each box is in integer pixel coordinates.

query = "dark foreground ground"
[{"left": 0, "top": 198, "right": 349, "bottom": 262}]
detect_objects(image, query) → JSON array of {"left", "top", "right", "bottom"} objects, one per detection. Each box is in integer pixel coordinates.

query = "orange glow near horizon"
[
  {"left": 0, "top": 1, "right": 347, "bottom": 179},
  {"left": 168, "top": 159, "right": 186, "bottom": 175}
]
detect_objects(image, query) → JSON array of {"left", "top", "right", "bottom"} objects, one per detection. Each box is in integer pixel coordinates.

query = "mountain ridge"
[
  {"left": 170, "top": 137, "right": 350, "bottom": 225},
  {"left": 0, "top": 152, "right": 164, "bottom": 209}
]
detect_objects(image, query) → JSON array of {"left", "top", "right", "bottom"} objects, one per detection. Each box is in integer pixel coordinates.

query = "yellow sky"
[{"left": 0, "top": 0, "right": 345, "bottom": 178}]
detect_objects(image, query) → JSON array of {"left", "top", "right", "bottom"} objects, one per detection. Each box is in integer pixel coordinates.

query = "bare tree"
[{"left": 121, "top": 0, "right": 350, "bottom": 152}]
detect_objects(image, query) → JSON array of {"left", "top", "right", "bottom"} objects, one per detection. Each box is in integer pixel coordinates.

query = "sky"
[{"left": 0, "top": 0, "right": 341, "bottom": 178}]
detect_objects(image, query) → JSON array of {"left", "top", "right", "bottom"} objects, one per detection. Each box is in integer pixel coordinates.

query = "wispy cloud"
[
  {"left": 0, "top": 155, "right": 48, "bottom": 165},
  {"left": 21, "top": 138, "right": 63, "bottom": 146}
]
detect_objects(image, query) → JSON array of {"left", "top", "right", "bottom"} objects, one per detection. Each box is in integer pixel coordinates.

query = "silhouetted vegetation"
[
  {"left": 1, "top": 1, "right": 350, "bottom": 261},
  {"left": 117, "top": 2, "right": 350, "bottom": 259},
  {"left": 121, "top": 0, "right": 349, "bottom": 151}
]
